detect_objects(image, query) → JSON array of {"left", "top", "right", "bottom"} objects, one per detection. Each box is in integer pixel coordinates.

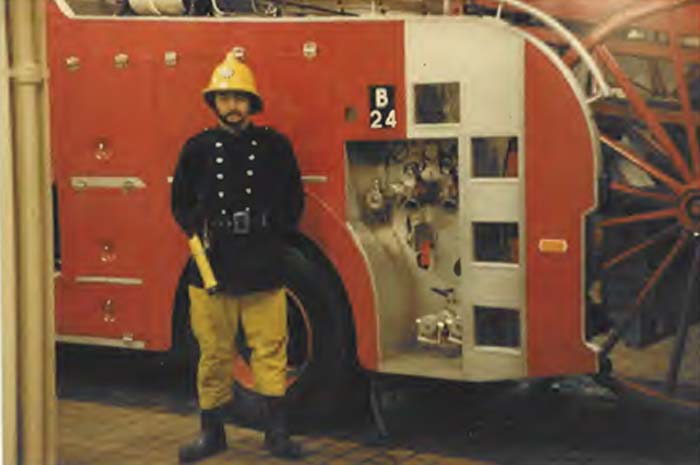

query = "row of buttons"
[
  {"left": 216, "top": 140, "right": 258, "bottom": 147},
  {"left": 214, "top": 139, "right": 258, "bottom": 215}
]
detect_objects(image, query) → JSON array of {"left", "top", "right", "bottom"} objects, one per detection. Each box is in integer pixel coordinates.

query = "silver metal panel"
[
  {"left": 440, "top": 20, "right": 526, "bottom": 380},
  {"left": 405, "top": 18, "right": 524, "bottom": 139},
  {"left": 345, "top": 139, "right": 462, "bottom": 367},
  {"left": 460, "top": 195, "right": 527, "bottom": 378},
  {"left": 468, "top": 265, "right": 522, "bottom": 309},
  {"left": 461, "top": 346, "right": 524, "bottom": 380},
  {"left": 347, "top": 221, "right": 431, "bottom": 358},
  {"left": 380, "top": 352, "right": 463, "bottom": 380},
  {"left": 464, "top": 181, "right": 520, "bottom": 222}
]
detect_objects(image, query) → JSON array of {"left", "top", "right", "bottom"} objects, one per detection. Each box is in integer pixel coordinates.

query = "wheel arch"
[
  {"left": 284, "top": 231, "right": 358, "bottom": 366},
  {"left": 297, "top": 190, "right": 380, "bottom": 371}
]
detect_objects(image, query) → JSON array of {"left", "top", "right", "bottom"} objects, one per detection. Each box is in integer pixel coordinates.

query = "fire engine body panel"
[{"left": 48, "top": 0, "right": 599, "bottom": 382}]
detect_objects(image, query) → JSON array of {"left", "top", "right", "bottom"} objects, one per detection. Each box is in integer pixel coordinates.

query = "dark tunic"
[{"left": 171, "top": 124, "right": 304, "bottom": 295}]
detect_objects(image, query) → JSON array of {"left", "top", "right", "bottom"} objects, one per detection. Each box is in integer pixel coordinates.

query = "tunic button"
[
  {"left": 216, "top": 173, "right": 224, "bottom": 180},
  {"left": 246, "top": 170, "right": 254, "bottom": 176},
  {"left": 215, "top": 142, "right": 223, "bottom": 148},
  {"left": 249, "top": 154, "right": 256, "bottom": 161},
  {"left": 245, "top": 188, "right": 252, "bottom": 194},
  {"left": 245, "top": 207, "right": 251, "bottom": 212},
  {"left": 216, "top": 157, "right": 223, "bottom": 164},
  {"left": 218, "top": 191, "right": 225, "bottom": 198},
  {"left": 221, "top": 209, "right": 227, "bottom": 215},
  {"left": 251, "top": 140, "right": 258, "bottom": 146}
]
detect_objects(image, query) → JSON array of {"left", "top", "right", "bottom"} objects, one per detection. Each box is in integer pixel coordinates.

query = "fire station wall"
[{"left": 47, "top": 3, "right": 405, "bottom": 367}]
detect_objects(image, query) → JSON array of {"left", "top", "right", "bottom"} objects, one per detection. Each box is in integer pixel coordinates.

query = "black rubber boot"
[
  {"left": 178, "top": 408, "right": 227, "bottom": 463},
  {"left": 264, "top": 396, "right": 302, "bottom": 459}
]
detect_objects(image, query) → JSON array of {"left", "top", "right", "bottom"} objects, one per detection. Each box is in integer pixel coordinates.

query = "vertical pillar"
[{"left": 4, "top": 0, "right": 57, "bottom": 463}]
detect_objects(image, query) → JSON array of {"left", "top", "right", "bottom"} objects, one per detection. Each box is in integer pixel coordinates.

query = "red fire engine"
[{"left": 48, "top": 0, "right": 699, "bottom": 411}]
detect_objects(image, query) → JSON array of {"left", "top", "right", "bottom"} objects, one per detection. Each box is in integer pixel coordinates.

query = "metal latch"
[
  {"left": 164, "top": 51, "right": 178, "bottom": 67},
  {"left": 114, "top": 53, "right": 129, "bottom": 70},
  {"left": 102, "top": 299, "right": 116, "bottom": 323},
  {"left": 65, "top": 56, "right": 80, "bottom": 72}
]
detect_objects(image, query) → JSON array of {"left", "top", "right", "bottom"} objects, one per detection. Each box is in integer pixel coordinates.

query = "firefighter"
[{"left": 171, "top": 51, "right": 304, "bottom": 463}]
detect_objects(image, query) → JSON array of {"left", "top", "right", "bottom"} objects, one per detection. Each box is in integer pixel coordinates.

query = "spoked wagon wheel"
[{"left": 566, "top": 0, "right": 700, "bottom": 405}]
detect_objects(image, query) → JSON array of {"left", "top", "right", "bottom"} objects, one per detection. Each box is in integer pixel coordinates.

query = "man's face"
[{"left": 214, "top": 92, "right": 251, "bottom": 127}]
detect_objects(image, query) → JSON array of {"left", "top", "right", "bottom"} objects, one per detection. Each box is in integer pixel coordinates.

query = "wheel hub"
[
  {"left": 680, "top": 189, "right": 700, "bottom": 233},
  {"left": 688, "top": 197, "right": 700, "bottom": 221}
]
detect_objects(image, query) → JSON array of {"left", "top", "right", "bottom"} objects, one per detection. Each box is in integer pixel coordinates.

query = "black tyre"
[
  {"left": 229, "top": 246, "right": 360, "bottom": 426},
  {"left": 170, "top": 269, "right": 200, "bottom": 401},
  {"left": 171, "top": 246, "right": 362, "bottom": 425},
  {"left": 171, "top": 268, "right": 200, "bottom": 365}
]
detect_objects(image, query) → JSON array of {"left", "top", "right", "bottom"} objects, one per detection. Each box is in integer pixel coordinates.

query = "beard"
[{"left": 218, "top": 110, "right": 247, "bottom": 131}]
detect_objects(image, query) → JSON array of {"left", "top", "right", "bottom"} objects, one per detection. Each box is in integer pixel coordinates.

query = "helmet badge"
[{"left": 219, "top": 67, "right": 235, "bottom": 78}]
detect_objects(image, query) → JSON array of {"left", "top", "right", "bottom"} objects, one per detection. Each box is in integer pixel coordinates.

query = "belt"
[{"left": 208, "top": 210, "right": 271, "bottom": 235}]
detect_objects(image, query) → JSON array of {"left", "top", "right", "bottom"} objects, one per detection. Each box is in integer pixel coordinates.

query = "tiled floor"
[
  {"left": 58, "top": 399, "right": 495, "bottom": 465},
  {"left": 57, "top": 325, "right": 700, "bottom": 465}
]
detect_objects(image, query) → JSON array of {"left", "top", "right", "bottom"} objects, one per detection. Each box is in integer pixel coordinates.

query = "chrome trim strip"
[
  {"left": 56, "top": 334, "right": 146, "bottom": 350},
  {"left": 75, "top": 276, "right": 144, "bottom": 286},
  {"left": 302, "top": 175, "right": 328, "bottom": 183},
  {"left": 70, "top": 176, "right": 146, "bottom": 190}
]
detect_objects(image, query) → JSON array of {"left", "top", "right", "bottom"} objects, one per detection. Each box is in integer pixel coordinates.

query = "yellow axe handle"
[{"left": 188, "top": 234, "right": 219, "bottom": 293}]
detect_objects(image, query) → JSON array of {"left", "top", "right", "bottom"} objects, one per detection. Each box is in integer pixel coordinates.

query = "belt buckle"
[{"left": 232, "top": 211, "right": 250, "bottom": 234}]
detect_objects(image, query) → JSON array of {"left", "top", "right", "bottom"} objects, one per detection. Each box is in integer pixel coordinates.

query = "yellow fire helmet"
[{"left": 202, "top": 52, "right": 263, "bottom": 114}]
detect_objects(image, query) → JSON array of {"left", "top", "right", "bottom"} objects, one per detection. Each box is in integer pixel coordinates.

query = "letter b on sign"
[{"left": 375, "top": 88, "right": 389, "bottom": 109}]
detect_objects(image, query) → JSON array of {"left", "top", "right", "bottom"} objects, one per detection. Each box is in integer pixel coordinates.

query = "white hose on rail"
[{"left": 128, "top": 0, "right": 186, "bottom": 15}]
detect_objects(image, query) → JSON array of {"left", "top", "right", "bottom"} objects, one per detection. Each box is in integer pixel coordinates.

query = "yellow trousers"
[{"left": 188, "top": 286, "right": 288, "bottom": 410}]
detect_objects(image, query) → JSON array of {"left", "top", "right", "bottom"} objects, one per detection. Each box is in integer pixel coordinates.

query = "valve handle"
[{"left": 430, "top": 287, "right": 454, "bottom": 297}]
